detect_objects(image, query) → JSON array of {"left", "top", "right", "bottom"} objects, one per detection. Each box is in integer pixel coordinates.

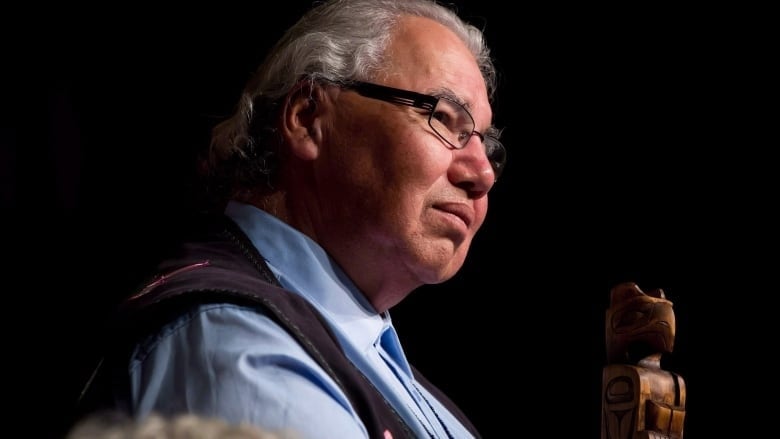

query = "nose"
[{"left": 448, "top": 134, "right": 495, "bottom": 196}]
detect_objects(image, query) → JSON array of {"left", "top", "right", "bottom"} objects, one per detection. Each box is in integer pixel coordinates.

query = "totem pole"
[{"left": 601, "top": 282, "right": 686, "bottom": 439}]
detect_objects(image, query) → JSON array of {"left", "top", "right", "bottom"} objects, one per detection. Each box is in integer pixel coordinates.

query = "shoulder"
[
  {"left": 132, "top": 302, "right": 299, "bottom": 363},
  {"left": 128, "top": 303, "right": 368, "bottom": 438}
]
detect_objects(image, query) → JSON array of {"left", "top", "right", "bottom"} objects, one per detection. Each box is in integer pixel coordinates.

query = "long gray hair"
[{"left": 204, "top": 0, "right": 497, "bottom": 203}]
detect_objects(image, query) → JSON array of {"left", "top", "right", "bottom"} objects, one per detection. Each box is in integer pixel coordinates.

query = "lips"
[{"left": 433, "top": 202, "right": 474, "bottom": 229}]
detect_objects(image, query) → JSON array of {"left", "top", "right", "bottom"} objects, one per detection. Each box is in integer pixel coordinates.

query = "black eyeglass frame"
[{"left": 335, "top": 80, "right": 506, "bottom": 180}]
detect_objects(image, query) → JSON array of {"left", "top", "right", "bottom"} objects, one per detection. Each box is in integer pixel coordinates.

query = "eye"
[
  {"left": 458, "top": 130, "right": 481, "bottom": 143},
  {"left": 431, "top": 108, "right": 455, "bottom": 129}
]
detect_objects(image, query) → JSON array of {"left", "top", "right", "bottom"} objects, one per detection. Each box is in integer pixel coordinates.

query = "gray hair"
[{"left": 204, "top": 0, "right": 497, "bottom": 203}]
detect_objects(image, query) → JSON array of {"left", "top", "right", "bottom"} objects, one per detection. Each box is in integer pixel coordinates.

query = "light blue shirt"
[{"left": 127, "top": 201, "right": 475, "bottom": 438}]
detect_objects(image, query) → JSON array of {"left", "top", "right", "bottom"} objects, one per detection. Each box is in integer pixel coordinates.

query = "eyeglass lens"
[{"left": 429, "top": 98, "right": 505, "bottom": 178}]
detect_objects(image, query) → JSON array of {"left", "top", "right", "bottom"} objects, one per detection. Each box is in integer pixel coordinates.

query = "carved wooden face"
[{"left": 605, "top": 282, "right": 676, "bottom": 364}]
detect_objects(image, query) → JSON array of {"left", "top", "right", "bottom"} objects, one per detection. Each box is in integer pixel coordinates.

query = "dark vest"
[{"left": 76, "top": 215, "right": 480, "bottom": 439}]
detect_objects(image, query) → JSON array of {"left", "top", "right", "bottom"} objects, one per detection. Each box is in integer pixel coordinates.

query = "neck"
[{"left": 245, "top": 189, "right": 416, "bottom": 314}]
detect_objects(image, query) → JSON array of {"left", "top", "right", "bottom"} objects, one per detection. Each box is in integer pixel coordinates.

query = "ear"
[{"left": 279, "top": 83, "right": 325, "bottom": 161}]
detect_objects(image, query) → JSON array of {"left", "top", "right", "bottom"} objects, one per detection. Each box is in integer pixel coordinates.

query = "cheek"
[
  {"left": 383, "top": 128, "right": 452, "bottom": 190},
  {"left": 337, "top": 98, "right": 451, "bottom": 181},
  {"left": 319, "top": 117, "right": 378, "bottom": 186},
  {"left": 325, "top": 107, "right": 453, "bottom": 218}
]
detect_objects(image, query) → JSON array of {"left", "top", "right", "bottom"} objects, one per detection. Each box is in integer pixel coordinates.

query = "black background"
[{"left": 2, "top": 2, "right": 770, "bottom": 437}]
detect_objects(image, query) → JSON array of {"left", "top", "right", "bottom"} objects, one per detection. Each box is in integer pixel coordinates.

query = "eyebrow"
[
  {"left": 429, "top": 86, "right": 500, "bottom": 138},
  {"left": 429, "top": 86, "right": 470, "bottom": 110}
]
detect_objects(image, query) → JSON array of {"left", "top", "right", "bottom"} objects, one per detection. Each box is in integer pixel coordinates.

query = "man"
[{"left": 79, "top": 1, "right": 506, "bottom": 438}]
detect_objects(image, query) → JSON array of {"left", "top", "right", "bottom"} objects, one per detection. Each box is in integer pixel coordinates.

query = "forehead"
[{"left": 379, "top": 15, "right": 491, "bottom": 122}]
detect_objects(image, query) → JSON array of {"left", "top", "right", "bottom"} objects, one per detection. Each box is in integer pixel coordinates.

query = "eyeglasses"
[{"left": 335, "top": 81, "right": 506, "bottom": 180}]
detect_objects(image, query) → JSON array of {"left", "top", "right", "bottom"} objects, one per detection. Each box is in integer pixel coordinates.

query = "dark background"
[{"left": 2, "top": 2, "right": 769, "bottom": 437}]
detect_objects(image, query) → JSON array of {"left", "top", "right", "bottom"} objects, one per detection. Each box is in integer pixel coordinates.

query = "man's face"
[{"left": 307, "top": 16, "right": 496, "bottom": 309}]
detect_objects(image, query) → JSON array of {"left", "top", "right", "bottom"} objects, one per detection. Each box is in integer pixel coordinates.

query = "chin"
[
  {"left": 424, "top": 255, "right": 467, "bottom": 284},
  {"left": 402, "top": 235, "right": 469, "bottom": 284}
]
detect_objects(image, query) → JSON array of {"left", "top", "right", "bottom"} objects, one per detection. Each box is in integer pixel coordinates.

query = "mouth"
[{"left": 433, "top": 202, "right": 474, "bottom": 229}]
